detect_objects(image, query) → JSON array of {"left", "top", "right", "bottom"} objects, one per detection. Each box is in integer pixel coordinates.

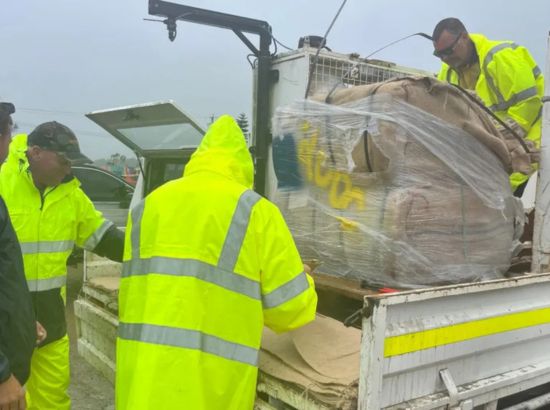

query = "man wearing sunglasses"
[
  {"left": 0, "top": 121, "right": 124, "bottom": 409},
  {"left": 432, "top": 18, "right": 544, "bottom": 197}
]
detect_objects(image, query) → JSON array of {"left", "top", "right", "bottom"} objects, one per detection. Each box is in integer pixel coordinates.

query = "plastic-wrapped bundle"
[{"left": 271, "top": 77, "right": 526, "bottom": 288}]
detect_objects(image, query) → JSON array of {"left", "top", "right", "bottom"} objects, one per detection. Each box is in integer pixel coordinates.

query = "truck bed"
[{"left": 74, "top": 252, "right": 550, "bottom": 409}]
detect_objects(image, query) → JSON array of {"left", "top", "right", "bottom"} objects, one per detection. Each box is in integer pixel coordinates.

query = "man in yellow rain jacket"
[
  {"left": 0, "top": 121, "right": 124, "bottom": 409},
  {"left": 116, "top": 115, "right": 317, "bottom": 409},
  {"left": 432, "top": 17, "right": 544, "bottom": 196}
]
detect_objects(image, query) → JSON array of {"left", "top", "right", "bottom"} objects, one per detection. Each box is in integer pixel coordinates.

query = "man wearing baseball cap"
[{"left": 0, "top": 120, "right": 124, "bottom": 409}]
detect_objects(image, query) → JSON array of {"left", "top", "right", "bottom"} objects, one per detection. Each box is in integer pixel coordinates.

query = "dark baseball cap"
[{"left": 27, "top": 121, "right": 91, "bottom": 163}]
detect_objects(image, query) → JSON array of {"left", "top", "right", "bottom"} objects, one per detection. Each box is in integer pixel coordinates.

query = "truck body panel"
[{"left": 361, "top": 274, "right": 550, "bottom": 409}]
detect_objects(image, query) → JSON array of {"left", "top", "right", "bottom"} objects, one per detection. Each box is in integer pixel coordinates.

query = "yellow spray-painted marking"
[
  {"left": 384, "top": 307, "right": 550, "bottom": 357},
  {"left": 334, "top": 216, "right": 360, "bottom": 231},
  {"left": 296, "top": 123, "right": 365, "bottom": 211}
]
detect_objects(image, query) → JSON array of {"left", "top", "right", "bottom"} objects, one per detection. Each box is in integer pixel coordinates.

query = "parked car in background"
[
  {"left": 66, "top": 165, "right": 134, "bottom": 265},
  {"left": 72, "top": 164, "right": 135, "bottom": 227}
]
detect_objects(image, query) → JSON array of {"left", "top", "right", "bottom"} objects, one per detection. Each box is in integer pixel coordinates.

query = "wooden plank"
[
  {"left": 256, "top": 372, "right": 332, "bottom": 410},
  {"left": 82, "top": 284, "right": 118, "bottom": 313},
  {"left": 74, "top": 299, "right": 118, "bottom": 362},
  {"left": 253, "top": 397, "right": 277, "bottom": 410},
  {"left": 77, "top": 339, "right": 115, "bottom": 384}
]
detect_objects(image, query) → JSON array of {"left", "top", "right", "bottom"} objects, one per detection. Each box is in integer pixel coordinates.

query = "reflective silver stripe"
[
  {"left": 27, "top": 275, "right": 66, "bottom": 292},
  {"left": 533, "top": 65, "right": 542, "bottom": 78},
  {"left": 483, "top": 42, "right": 519, "bottom": 108},
  {"left": 122, "top": 257, "right": 261, "bottom": 300},
  {"left": 484, "top": 42, "right": 519, "bottom": 65},
  {"left": 82, "top": 220, "right": 114, "bottom": 251},
  {"left": 218, "top": 190, "right": 262, "bottom": 271},
  {"left": 489, "top": 86, "right": 539, "bottom": 112},
  {"left": 262, "top": 272, "right": 310, "bottom": 309},
  {"left": 130, "top": 200, "right": 145, "bottom": 259},
  {"left": 118, "top": 322, "right": 259, "bottom": 366},
  {"left": 20, "top": 240, "right": 74, "bottom": 255}
]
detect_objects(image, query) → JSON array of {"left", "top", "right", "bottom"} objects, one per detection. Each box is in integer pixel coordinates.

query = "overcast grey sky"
[{"left": 1, "top": 0, "right": 549, "bottom": 160}]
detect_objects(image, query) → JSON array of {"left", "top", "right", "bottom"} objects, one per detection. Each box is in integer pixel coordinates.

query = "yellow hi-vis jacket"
[
  {"left": 116, "top": 115, "right": 317, "bottom": 410},
  {"left": 438, "top": 33, "right": 544, "bottom": 190},
  {"left": 0, "top": 134, "right": 112, "bottom": 342}
]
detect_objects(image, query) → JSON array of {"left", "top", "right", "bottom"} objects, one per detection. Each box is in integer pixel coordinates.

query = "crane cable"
[
  {"left": 324, "top": 32, "right": 433, "bottom": 103},
  {"left": 304, "top": 0, "right": 349, "bottom": 98}
]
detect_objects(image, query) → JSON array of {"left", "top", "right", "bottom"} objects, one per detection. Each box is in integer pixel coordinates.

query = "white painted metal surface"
[
  {"left": 532, "top": 34, "right": 550, "bottom": 272},
  {"left": 264, "top": 47, "right": 433, "bottom": 199},
  {"left": 359, "top": 274, "right": 550, "bottom": 409}
]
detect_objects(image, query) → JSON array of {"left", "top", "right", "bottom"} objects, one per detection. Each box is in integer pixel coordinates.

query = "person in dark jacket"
[
  {"left": 0, "top": 102, "right": 40, "bottom": 410},
  {"left": 0, "top": 120, "right": 124, "bottom": 410}
]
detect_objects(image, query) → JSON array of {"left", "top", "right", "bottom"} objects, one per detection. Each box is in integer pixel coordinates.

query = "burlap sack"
[
  {"left": 259, "top": 314, "right": 360, "bottom": 409},
  {"left": 325, "top": 76, "right": 533, "bottom": 175}
]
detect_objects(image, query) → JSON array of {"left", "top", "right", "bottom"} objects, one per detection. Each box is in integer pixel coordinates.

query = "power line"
[
  {"left": 17, "top": 107, "right": 215, "bottom": 123},
  {"left": 18, "top": 107, "right": 84, "bottom": 116},
  {"left": 14, "top": 120, "right": 117, "bottom": 140}
]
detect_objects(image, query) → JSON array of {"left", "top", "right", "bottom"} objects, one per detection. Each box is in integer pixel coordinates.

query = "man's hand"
[
  {"left": 36, "top": 321, "right": 47, "bottom": 345},
  {"left": 0, "top": 374, "right": 26, "bottom": 409}
]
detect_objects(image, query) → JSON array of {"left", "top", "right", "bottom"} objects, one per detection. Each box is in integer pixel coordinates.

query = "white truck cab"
[{"left": 86, "top": 100, "right": 206, "bottom": 207}]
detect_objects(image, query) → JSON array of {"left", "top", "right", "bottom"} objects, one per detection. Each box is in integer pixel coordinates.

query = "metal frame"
[
  {"left": 532, "top": 34, "right": 550, "bottom": 272},
  {"left": 148, "top": 0, "right": 273, "bottom": 196}
]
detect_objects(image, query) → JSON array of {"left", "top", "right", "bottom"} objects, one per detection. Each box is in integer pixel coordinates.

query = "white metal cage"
[{"left": 308, "top": 53, "right": 430, "bottom": 95}]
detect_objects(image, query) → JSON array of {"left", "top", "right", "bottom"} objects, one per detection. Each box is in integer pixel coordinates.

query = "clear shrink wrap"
[{"left": 271, "top": 77, "right": 527, "bottom": 288}]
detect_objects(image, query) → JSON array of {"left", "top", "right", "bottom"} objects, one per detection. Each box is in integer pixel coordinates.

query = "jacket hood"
[
  {"left": 5, "top": 134, "right": 31, "bottom": 172},
  {"left": 183, "top": 115, "right": 254, "bottom": 189}
]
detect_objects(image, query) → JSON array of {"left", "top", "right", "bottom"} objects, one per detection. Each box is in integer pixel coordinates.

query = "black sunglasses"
[{"left": 433, "top": 33, "right": 463, "bottom": 58}]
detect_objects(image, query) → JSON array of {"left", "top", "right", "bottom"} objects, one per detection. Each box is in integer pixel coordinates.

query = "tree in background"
[{"left": 236, "top": 113, "right": 250, "bottom": 144}]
